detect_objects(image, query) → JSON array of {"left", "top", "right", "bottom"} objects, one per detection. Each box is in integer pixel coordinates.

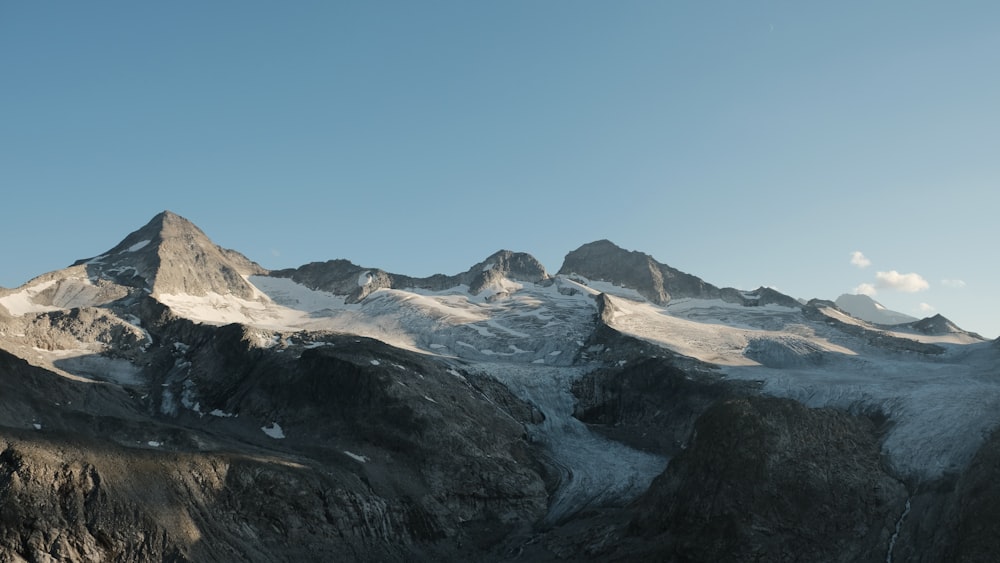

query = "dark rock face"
[
  {"left": 895, "top": 427, "right": 1000, "bottom": 563},
  {"left": 74, "top": 211, "right": 266, "bottom": 300},
  {"left": 628, "top": 396, "right": 907, "bottom": 563},
  {"left": 269, "top": 249, "right": 548, "bottom": 303},
  {"left": 0, "top": 311, "right": 550, "bottom": 562},
  {"left": 0, "top": 435, "right": 480, "bottom": 563},
  {"left": 558, "top": 240, "right": 720, "bottom": 304},
  {"left": 572, "top": 356, "right": 751, "bottom": 455},
  {"left": 0, "top": 440, "right": 187, "bottom": 562},
  {"left": 564, "top": 322, "right": 909, "bottom": 561},
  {"left": 948, "top": 427, "right": 1000, "bottom": 562}
]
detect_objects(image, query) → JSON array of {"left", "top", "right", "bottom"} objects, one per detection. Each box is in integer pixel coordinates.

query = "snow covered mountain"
[
  {"left": 835, "top": 292, "right": 919, "bottom": 325},
  {"left": 1, "top": 210, "right": 998, "bottom": 562}
]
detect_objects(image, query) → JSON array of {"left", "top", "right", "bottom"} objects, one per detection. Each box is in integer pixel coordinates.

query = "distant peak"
[
  {"left": 911, "top": 313, "right": 969, "bottom": 336},
  {"left": 834, "top": 294, "right": 918, "bottom": 325}
]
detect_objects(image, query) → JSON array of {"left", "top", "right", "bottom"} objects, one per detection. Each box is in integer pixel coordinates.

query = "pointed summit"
[
  {"left": 76, "top": 211, "right": 265, "bottom": 299},
  {"left": 558, "top": 240, "right": 719, "bottom": 304},
  {"left": 910, "top": 314, "right": 972, "bottom": 337},
  {"left": 465, "top": 250, "right": 548, "bottom": 296}
]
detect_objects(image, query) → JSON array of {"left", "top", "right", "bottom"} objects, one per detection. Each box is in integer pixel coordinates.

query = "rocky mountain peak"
[
  {"left": 474, "top": 250, "right": 548, "bottom": 282},
  {"left": 466, "top": 250, "right": 548, "bottom": 297},
  {"left": 911, "top": 313, "right": 966, "bottom": 336},
  {"left": 74, "top": 211, "right": 265, "bottom": 299},
  {"left": 557, "top": 240, "right": 719, "bottom": 304}
]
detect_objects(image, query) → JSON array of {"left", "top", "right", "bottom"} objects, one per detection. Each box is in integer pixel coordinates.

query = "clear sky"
[{"left": 2, "top": 2, "right": 999, "bottom": 337}]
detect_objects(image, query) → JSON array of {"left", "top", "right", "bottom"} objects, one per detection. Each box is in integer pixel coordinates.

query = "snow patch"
[
  {"left": 55, "top": 353, "right": 144, "bottom": 386},
  {"left": 343, "top": 451, "right": 368, "bottom": 463},
  {"left": 0, "top": 280, "right": 60, "bottom": 316},
  {"left": 261, "top": 422, "right": 285, "bottom": 439},
  {"left": 126, "top": 239, "right": 151, "bottom": 252}
]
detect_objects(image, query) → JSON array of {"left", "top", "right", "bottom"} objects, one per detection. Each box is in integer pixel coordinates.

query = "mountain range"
[{"left": 0, "top": 210, "right": 998, "bottom": 562}]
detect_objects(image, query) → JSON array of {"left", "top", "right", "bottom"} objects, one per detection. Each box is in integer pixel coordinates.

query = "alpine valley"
[{"left": 1, "top": 211, "right": 998, "bottom": 562}]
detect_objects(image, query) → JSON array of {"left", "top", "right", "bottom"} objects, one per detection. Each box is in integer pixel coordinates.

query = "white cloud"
[
  {"left": 941, "top": 279, "right": 966, "bottom": 289},
  {"left": 875, "top": 270, "right": 929, "bottom": 293},
  {"left": 919, "top": 302, "right": 935, "bottom": 313},
  {"left": 854, "top": 283, "right": 877, "bottom": 296},
  {"left": 850, "top": 251, "right": 872, "bottom": 269}
]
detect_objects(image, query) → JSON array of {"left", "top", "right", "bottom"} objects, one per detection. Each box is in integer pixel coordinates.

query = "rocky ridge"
[{"left": 270, "top": 249, "right": 548, "bottom": 304}]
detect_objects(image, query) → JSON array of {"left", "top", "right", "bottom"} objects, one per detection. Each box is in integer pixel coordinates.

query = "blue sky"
[{"left": 2, "top": 2, "right": 999, "bottom": 337}]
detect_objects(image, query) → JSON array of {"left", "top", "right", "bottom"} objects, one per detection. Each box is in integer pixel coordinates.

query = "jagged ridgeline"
[{"left": 0, "top": 210, "right": 998, "bottom": 562}]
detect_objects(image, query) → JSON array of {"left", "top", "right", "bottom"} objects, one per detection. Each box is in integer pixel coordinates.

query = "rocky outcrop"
[
  {"left": 10, "top": 307, "right": 147, "bottom": 356},
  {"left": 721, "top": 286, "right": 802, "bottom": 308},
  {"left": 572, "top": 356, "right": 750, "bottom": 455}
]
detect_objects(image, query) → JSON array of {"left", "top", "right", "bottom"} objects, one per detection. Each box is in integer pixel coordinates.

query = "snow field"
[{"left": 605, "top": 294, "right": 1000, "bottom": 481}]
